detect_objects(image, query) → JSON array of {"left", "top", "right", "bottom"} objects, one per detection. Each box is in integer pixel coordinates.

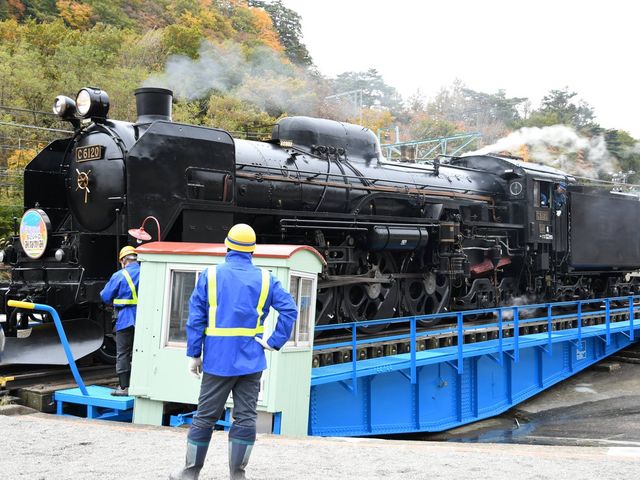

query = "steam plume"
[
  {"left": 466, "top": 125, "right": 618, "bottom": 178},
  {"left": 501, "top": 294, "right": 539, "bottom": 320},
  {"left": 623, "top": 142, "right": 640, "bottom": 157},
  {"left": 143, "top": 41, "right": 320, "bottom": 116}
]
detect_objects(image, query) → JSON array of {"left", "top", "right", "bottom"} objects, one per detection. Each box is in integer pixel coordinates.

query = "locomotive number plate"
[
  {"left": 535, "top": 209, "right": 550, "bottom": 221},
  {"left": 75, "top": 144, "right": 105, "bottom": 162}
]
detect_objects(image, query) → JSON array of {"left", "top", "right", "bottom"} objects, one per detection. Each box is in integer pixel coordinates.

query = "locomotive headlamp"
[
  {"left": 75, "top": 87, "right": 110, "bottom": 119},
  {"left": 52, "top": 95, "right": 77, "bottom": 118},
  {"left": 0, "top": 245, "right": 16, "bottom": 264},
  {"left": 54, "top": 248, "right": 65, "bottom": 262}
]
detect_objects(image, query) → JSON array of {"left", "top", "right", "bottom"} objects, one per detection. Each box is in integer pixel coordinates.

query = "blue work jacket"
[
  {"left": 100, "top": 262, "right": 140, "bottom": 332},
  {"left": 186, "top": 250, "right": 298, "bottom": 377},
  {"left": 554, "top": 192, "right": 567, "bottom": 210}
]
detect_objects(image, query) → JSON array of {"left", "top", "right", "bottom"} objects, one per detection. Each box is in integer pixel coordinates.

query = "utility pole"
[{"left": 325, "top": 89, "right": 363, "bottom": 125}]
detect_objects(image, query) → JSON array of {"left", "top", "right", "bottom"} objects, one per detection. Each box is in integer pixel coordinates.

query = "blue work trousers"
[{"left": 192, "top": 371, "right": 262, "bottom": 430}]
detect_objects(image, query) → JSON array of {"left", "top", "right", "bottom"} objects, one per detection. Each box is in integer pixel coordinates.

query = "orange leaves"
[
  {"left": 357, "top": 109, "right": 395, "bottom": 136},
  {"left": 0, "top": 19, "right": 19, "bottom": 42},
  {"left": 249, "top": 7, "right": 283, "bottom": 53},
  {"left": 7, "top": 0, "right": 26, "bottom": 19},
  {"left": 56, "top": 1, "right": 93, "bottom": 30}
]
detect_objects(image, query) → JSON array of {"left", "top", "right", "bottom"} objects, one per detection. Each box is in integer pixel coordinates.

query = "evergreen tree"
[
  {"left": 249, "top": 0, "right": 312, "bottom": 66},
  {"left": 332, "top": 68, "right": 403, "bottom": 115},
  {"left": 521, "top": 87, "right": 597, "bottom": 133}
]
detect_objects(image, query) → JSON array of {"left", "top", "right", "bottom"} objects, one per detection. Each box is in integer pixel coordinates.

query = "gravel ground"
[{"left": 1, "top": 413, "right": 640, "bottom": 480}]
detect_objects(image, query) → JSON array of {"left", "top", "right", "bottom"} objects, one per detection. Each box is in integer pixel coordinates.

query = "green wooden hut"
[{"left": 129, "top": 242, "right": 324, "bottom": 437}]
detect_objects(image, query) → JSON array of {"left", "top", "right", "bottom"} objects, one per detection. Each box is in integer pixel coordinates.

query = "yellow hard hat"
[
  {"left": 225, "top": 224, "right": 256, "bottom": 253},
  {"left": 119, "top": 245, "right": 137, "bottom": 261}
]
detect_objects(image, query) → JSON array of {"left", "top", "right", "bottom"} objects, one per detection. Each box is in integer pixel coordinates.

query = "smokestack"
[{"left": 134, "top": 87, "right": 173, "bottom": 123}]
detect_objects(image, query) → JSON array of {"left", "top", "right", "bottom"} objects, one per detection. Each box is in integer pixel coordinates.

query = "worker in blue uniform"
[
  {"left": 553, "top": 182, "right": 567, "bottom": 211},
  {"left": 540, "top": 191, "right": 548, "bottom": 207},
  {"left": 170, "top": 223, "right": 298, "bottom": 480},
  {"left": 100, "top": 245, "right": 140, "bottom": 396}
]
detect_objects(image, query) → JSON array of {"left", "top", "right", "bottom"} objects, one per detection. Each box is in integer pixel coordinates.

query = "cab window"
[{"left": 535, "top": 181, "right": 552, "bottom": 208}]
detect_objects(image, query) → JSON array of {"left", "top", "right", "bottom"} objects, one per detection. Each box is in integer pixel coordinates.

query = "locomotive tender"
[{"left": 1, "top": 86, "right": 640, "bottom": 363}]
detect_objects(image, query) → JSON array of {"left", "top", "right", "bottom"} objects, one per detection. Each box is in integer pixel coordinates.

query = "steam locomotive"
[{"left": 1, "top": 86, "right": 640, "bottom": 364}]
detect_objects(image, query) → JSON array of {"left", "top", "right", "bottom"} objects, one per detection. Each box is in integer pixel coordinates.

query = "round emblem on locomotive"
[
  {"left": 509, "top": 181, "right": 523, "bottom": 196},
  {"left": 19, "top": 209, "right": 51, "bottom": 259}
]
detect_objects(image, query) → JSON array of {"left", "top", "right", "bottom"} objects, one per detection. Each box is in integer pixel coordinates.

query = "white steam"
[
  {"left": 467, "top": 125, "right": 618, "bottom": 178},
  {"left": 144, "top": 43, "right": 244, "bottom": 99},
  {"left": 501, "top": 294, "right": 539, "bottom": 320},
  {"left": 143, "top": 41, "right": 319, "bottom": 116},
  {"left": 622, "top": 142, "right": 640, "bottom": 157}
]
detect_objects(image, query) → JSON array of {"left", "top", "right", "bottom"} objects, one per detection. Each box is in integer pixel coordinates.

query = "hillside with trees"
[{"left": 0, "top": 0, "right": 638, "bottom": 238}]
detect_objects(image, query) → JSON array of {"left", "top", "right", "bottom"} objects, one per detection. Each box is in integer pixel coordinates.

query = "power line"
[
  {"left": 0, "top": 135, "right": 49, "bottom": 144},
  {"left": 0, "top": 120, "right": 72, "bottom": 134},
  {"left": 0, "top": 145, "right": 41, "bottom": 151},
  {"left": 0, "top": 105, "right": 58, "bottom": 117},
  {"left": 0, "top": 106, "right": 273, "bottom": 138}
]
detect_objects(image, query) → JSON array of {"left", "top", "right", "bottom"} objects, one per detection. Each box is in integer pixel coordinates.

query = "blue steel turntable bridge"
[{"left": 309, "top": 296, "right": 639, "bottom": 436}]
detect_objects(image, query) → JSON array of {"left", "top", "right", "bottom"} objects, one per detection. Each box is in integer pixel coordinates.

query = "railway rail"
[
  {"left": 312, "top": 299, "right": 637, "bottom": 368},
  {"left": 1, "top": 297, "right": 636, "bottom": 416},
  {"left": 0, "top": 364, "right": 115, "bottom": 413}
]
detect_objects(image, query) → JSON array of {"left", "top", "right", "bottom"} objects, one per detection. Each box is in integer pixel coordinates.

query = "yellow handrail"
[{"left": 7, "top": 300, "right": 35, "bottom": 310}]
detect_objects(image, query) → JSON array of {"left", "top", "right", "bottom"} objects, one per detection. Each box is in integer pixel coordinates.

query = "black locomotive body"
[{"left": 2, "top": 87, "right": 640, "bottom": 363}]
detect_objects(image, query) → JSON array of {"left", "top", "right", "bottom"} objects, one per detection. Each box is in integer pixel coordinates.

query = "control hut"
[{"left": 129, "top": 242, "right": 324, "bottom": 437}]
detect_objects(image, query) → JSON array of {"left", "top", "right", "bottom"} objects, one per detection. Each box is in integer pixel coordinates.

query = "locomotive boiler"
[{"left": 1, "top": 86, "right": 640, "bottom": 365}]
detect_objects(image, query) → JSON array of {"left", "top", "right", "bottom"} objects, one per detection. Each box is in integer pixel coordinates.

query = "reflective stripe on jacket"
[
  {"left": 113, "top": 270, "right": 138, "bottom": 306},
  {"left": 186, "top": 250, "right": 298, "bottom": 377},
  {"left": 100, "top": 262, "right": 140, "bottom": 331},
  {"left": 205, "top": 266, "right": 269, "bottom": 337}
]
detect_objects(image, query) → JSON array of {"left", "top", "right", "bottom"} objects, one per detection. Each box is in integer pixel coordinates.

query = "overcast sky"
[{"left": 281, "top": 0, "right": 639, "bottom": 137}]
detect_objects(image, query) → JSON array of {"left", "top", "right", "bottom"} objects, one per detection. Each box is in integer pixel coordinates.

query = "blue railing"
[
  {"left": 7, "top": 300, "right": 89, "bottom": 395},
  {"left": 313, "top": 295, "right": 639, "bottom": 393}
]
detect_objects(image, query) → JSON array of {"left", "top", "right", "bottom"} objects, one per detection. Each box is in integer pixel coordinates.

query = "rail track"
[
  {"left": 312, "top": 305, "right": 632, "bottom": 368},
  {"left": 0, "top": 364, "right": 116, "bottom": 413},
  {"left": 0, "top": 364, "right": 114, "bottom": 390},
  {"left": 0, "top": 301, "right": 635, "bottom": 412}
]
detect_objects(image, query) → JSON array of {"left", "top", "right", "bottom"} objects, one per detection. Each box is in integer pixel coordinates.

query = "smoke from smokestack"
[
  {"left": 466, "top": 125, "right": 619, "bottom": 178},
  {"left": 623, "top": 142, "right": 640, "bottom": 157},
  {"left": 142, "top": 41, "right": 324, "bottom": 117}
]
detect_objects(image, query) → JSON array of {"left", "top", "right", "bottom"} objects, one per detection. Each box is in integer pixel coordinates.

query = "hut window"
[
  {"left": 287, "top": 273, "right": 315, "bottom": 347},
  {"left": 164, "top": 268, "right": 199, "bottom": 347}
]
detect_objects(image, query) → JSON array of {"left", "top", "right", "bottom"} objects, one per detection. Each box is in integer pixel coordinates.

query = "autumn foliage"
[{"left": 0, "top": 0, "right": 636, "bottom": 231}]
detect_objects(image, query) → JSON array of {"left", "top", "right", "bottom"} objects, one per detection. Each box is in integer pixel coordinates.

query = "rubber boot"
[
  {"left": 169, "top": 425, "right": 212, "bottom": 480},
  {"left": 228, "top": 424, "right": 256, "bottom": 480},
  {"left": 112, "top": 372, "right": 130, "bottom": 396},
  {"left": 119, "top": 371, "right": 131, "bottom": 389}
]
